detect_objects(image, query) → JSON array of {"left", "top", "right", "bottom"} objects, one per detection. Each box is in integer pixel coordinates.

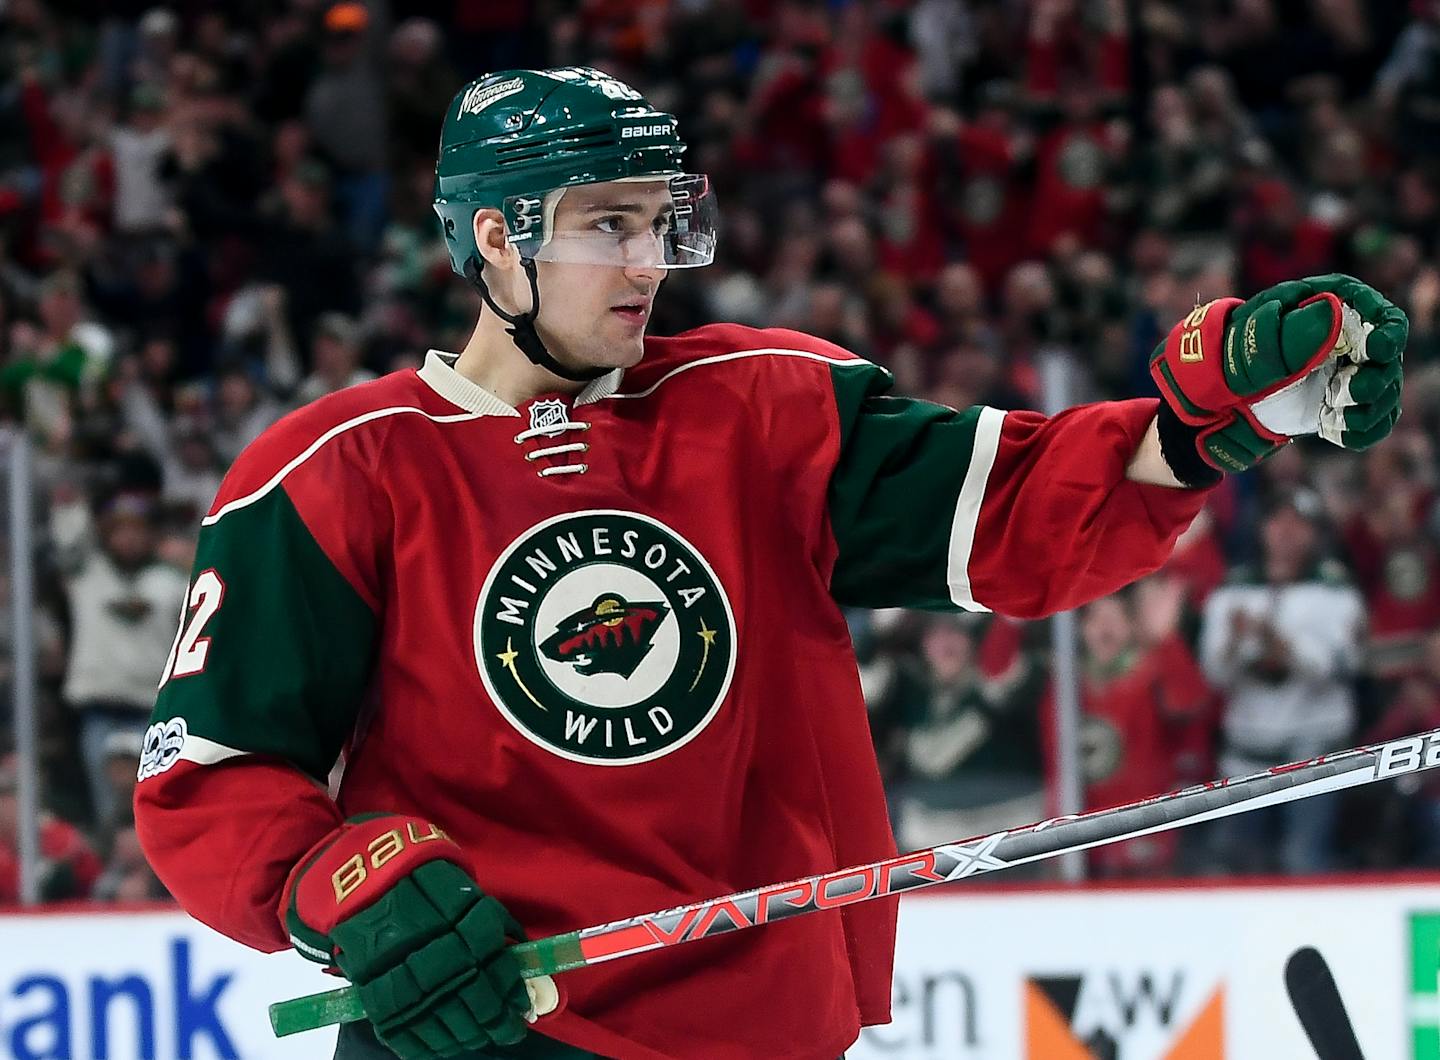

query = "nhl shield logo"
[
  {"left": 527, "top": 399, "right": 569, "bottom": 436},
  {"left": 475, "top": 510, "right": 736, "bottom": 764}
]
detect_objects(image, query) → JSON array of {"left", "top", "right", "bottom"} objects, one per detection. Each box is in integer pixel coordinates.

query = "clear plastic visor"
[{"left": 506, "top": 173, "right": 717, "bottom": 269}]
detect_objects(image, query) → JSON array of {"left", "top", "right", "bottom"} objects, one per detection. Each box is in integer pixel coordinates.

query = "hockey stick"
[
  {"left": 1286, "top": 945, "right": 1365, "bottom": 1059},
  {"left": 269, "top": 724, "right": 1440, "bottom": 1038}
]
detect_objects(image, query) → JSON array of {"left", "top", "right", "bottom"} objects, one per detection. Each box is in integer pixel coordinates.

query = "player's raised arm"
[{"left": 824, "top": 274, "right": 1406, "bottom": 619}]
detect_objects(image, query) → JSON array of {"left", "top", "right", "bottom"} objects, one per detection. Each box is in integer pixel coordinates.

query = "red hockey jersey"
[{"left": 135, "top": 323, "right": 1208, "bottom": 1059}]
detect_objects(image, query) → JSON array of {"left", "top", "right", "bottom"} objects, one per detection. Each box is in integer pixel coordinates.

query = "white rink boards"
[
  {"left": 0, "top": 911, "right": 335, "bottom": 1059},
  {"left": 3, "top": 880, "right": 1440, "bottom": 1058},
  {"left": 851, "top": 877, "right": 1440, "bottom": 1060}
]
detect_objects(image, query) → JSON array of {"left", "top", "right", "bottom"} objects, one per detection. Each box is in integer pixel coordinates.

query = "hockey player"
[{"left": 135, "top": 68, "right": 1407, "bottom": 1059}]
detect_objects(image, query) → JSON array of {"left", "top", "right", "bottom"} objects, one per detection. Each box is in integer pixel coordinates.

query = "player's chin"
[
  {"left": 571, "top": 343, "right": 643, "bottom": 375},
  {"left": 612, "top": 341, "right": 647, "bottom": 369},
  {"left": 597, "top": 331, "right": 648, "bottom": 368}
]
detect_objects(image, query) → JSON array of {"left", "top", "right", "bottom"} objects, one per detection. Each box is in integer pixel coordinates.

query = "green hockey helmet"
[
  {"left": 432, "top": 67, "right": 717, "bottom": 382},
  {"left": 433, "top": 67, "right": 718, "bottom": 276}
]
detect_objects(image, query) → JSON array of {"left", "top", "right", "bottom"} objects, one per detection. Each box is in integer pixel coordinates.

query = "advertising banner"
[
  {"left": 851, "top": 879, "right": 1440, "bottom": 1060},
  {"left": 0, "top": 911, "right": 334, "bottom": 1059}
]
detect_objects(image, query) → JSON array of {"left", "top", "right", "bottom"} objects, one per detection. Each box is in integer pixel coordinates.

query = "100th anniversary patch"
[{"left": 475, "top": 510, "right": 736, "bottom": 764}]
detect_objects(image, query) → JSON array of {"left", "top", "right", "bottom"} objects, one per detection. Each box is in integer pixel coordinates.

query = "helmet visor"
[{"left": 505, "top": 173, "right": 718, "bottom": 270}]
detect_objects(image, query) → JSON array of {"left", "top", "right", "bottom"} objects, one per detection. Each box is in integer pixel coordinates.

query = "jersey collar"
[{"left": 418, "top": 350, "right": 623, "bottom": 414}]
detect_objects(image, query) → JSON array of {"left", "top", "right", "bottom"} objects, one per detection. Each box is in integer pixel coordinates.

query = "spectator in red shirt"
[
  {"left": 873, "top": 135, "right": 947, "bottom": 284},
  {"left": 733, "top": 11, "right": 829, "bottom": 178},
  {"left": 1044, "top": 577, "right": 1215, "bottom": 877},
  {"left": 1237, "top": 177, "right": 1339, "bottom": 292},
  {"left": 0, "top": 755, "right": 102, "bottom": 903},
  {"left": 1342, "top": 433, "right": 1440, "bottom": 683},
  {"left": 930, "top": 85, "right": 1035, "bottom": 295},
  {"left": 1025, "top": 99, "right": 1124, "bottom": 256},
  {"left": 1022, "top": 0, "right": 1130, "bottom": 255}
]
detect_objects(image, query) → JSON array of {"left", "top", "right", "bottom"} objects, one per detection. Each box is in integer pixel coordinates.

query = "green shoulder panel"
[
  {"left": 152, "top": 484, "right": 379, "bottom": 782},
  {"left": 826, "top": 362, "right": 983, "bottom": 610}
]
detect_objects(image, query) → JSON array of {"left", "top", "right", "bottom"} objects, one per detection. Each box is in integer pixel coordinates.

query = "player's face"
[{"left": 534, "top": 181, "right": 672, "bottom": 372}]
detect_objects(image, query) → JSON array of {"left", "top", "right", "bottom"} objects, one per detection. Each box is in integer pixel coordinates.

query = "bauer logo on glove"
[{"left": 1150, "top": 273, "right": 1408, "bottom": 474}]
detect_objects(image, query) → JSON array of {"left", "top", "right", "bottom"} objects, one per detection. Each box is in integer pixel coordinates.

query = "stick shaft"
[{"left": 270, "top": 724, "right": 1440, "bottom": 1037}]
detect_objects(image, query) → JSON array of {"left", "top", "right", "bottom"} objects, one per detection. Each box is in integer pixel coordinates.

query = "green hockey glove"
[
  {"left": 1150, "top": 274, "right": 1406, "bottom": 476},
  {"left": 281, "top": 814, "right": 560, "bottom": 1059}
]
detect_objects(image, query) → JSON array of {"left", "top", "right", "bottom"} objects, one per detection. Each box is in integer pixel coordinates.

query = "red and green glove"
[
  {"left": 282, "top": 814, "right": 560, "bottom": 1059},
  {"left": 1150, "top": 274, "right": 1407, "bottom": 483}
]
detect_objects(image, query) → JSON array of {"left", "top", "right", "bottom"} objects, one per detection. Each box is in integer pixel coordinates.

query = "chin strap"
[{"left": 464, "top": 256, "right": 609, "bottom": 384}]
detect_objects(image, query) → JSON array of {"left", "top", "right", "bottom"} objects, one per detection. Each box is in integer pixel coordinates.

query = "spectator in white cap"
[
  {"left": 1200, "top": 487, "right": 1365, "bottom": 873},
  {"left": 61, "top": 493, "right": 187, "bottom": 828}
]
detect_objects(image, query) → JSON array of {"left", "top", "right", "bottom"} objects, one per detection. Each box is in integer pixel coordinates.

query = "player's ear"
[{"left": 473, "top": 209, "right": 518, "bottom": 271}]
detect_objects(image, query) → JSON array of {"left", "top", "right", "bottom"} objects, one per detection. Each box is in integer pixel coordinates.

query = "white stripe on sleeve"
[{"left": 946, "top": 406, "right": 1006, "bottom": 611}]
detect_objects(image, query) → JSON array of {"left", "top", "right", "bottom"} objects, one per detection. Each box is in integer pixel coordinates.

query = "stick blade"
[{"left": 1285, "top": 945, "right": 1364, "bottom": 1060}]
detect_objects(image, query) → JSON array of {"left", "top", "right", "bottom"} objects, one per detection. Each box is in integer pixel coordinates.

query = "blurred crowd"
[{"left": 3, "top": 0, "right": 1440, "bottom": 902}]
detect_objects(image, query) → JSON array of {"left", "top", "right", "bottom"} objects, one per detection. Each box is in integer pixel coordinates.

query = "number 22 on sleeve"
[{"left": 158, "top": 569, "right": 226, "bottom": 687}]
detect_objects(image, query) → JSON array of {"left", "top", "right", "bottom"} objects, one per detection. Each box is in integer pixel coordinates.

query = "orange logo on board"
[{"left": 1024, "top": 974, "right": 1224, "bottom": 1059}]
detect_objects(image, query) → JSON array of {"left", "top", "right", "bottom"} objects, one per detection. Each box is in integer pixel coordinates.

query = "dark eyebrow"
[{"left": 579, "top": 201, "right": 673, "bottom": 215}]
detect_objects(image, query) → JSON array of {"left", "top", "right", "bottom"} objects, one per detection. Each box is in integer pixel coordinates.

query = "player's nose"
[
  {"left": 619, "top": 229, "right": 665, "bottom": 281},
  {"left": 622, "top": 259, "right": 662, "bottom": 288}
]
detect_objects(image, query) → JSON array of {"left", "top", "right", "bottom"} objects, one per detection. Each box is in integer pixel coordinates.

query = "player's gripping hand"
[
  {"left": 281, "top": 814, "right": 560, "bottom": 1058},
  {"left": 1150, "top": 274, "right": 1407, "bottom": 476}
]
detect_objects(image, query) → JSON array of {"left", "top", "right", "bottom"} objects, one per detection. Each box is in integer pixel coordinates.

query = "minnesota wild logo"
[
  {"left": 475, "top": 510, "right": 736, "bottom": 764},
  {"left": 539, "top": 594, "right": 670, "bottom": 678}
]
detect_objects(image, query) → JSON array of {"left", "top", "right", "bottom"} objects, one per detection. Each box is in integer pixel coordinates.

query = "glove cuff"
[
  {"left": 1150, "top": 297, "right": 1245, "bottom": 423},
  {"left": 280, "top": 814, "right": 464, "bottom": 963},
  {"left": 1155, "top": 401, "right": 1224, "bottom": 488}
]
